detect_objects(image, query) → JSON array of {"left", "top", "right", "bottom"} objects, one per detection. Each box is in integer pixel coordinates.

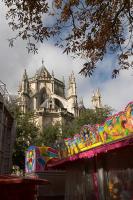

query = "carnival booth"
[
  {"left": 25, "top": 146, "right": 66, "bottom": 200},
  {"left": 47, "top": 102, "right": 133, "bottom": 200},
  {"left": 25, "top": 102, "right": 133, "bottom": 200}
]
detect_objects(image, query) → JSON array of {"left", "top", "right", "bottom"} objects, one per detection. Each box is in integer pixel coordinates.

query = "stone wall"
[{"left": 0, "top": 81, "right": 16, "bottom": 174}]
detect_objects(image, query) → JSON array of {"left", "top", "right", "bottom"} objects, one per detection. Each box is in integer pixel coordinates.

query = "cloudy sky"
[{"left": 0, "top": 2, "right": 133, "bottom": 112}]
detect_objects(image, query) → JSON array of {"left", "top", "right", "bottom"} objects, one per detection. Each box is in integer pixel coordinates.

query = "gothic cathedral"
[{"left": 18, "top": 61, "right": 79, "bottom": 130}]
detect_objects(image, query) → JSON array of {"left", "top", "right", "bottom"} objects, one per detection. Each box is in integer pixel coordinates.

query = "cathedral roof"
[{"left": 35, "top": 60, "right": 51, "bottom": 78}]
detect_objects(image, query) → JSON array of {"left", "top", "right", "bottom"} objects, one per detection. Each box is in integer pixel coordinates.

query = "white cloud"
[
  {"left": 0, "top": 2, "right": 133, "bottom": 114},
  {"left": 101, "top": 69, "right": 133, "bottom": 111}
]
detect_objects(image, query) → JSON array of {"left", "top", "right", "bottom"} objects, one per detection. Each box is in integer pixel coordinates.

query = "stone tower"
[
  {"left": 91, "top": 88, "right": 102, "bottom": 109},
  {"left": 18, "top": 69, "right": 30, "bottom": 113},
  {"left": 67, "top": 71, "right": 79, "bottom": 117},
  {"left": 78, "top": 97, "right": 85, "bottom": 115}
]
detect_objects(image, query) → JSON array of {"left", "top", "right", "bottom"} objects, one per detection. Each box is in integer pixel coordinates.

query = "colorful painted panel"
[
  {"left": 25, "top": 146, "right": 36, "bottom": 173},
  {"left": 63, "top": 125, "right": 103, "bottom": 157},
  {"left": 25, "top": 146, "right": 59, "bottom": 173},
  {"left": 59, "top": 102, "right": 133, "bottom": 158}
]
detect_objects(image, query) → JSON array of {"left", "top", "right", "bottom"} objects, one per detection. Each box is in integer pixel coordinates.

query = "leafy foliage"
[
  {"left": 12, "top": 109, "right": 40, "bottom": 170},
  {"left": 37, "top": 123, "right": 61, "bottom": 147},
  {"left": 62, "top": 106, "right": 113, "bottom": 137},
  {"left": 5, "top": 0, "right": 50, "bottom": 53},
  {"left": 4, "top": 0, "right": 133, "bottom": 77}
]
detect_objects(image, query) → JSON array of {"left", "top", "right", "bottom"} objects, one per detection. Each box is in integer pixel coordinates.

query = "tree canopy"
[
  {"left": 12, "top": 108, "right": 40, "bottom": 170},
  {"left": 37, "top": 123, "right": 61, "bottom": 147},
  {"left": 4, "top": 0, "right": 133, "bottom": 77}
]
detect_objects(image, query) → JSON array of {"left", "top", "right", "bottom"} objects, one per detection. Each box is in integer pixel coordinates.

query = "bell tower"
[{"left": 91, "top": 88, "right": 102, "bottom": 109}]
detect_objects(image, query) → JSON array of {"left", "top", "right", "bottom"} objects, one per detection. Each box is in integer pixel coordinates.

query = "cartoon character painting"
[
  {"left": 124, "top": 102, "right": 133, "bottom": 133},
  {"left": 60, "top": 101, "right": 133, "bottom": 158}
]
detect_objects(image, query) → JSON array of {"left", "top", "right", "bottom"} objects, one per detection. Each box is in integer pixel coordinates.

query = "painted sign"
[
  {"left": 60, "top": 102, "right": 133, "bottom": 157},
  {"left": 25, "top": 146, "right": 58, "bottom": 173}
]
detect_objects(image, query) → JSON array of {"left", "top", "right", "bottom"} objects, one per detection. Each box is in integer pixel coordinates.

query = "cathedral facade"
[{"left": 18, "top": 62, "right": 79, "bottom": 131}]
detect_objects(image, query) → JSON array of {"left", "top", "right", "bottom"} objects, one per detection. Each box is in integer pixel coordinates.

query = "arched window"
[{"left": 39, "top": 88, "right": 47, "bottom": 106}]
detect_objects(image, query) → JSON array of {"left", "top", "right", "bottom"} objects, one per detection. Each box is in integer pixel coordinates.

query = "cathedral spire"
[
  {"left": 71, "top": 71, "right": 75, "bottom": 83},
  {"left": 79, "top": 97, "right": 84, "bottom": 107},
  {"left": 67, "top": 71, "right": 76, "bottom": 97},
  {"left": 22, "top": 69, "right": 29, "bottom": 94},
  {"left": 62, "top": 76, "right": 65, "bottom": 85},
  {"left": 42, "top": 58, "right": 44, "bottom": 66},
  {"left": 52, "top": 70, "right": 54, "bottom": 77},
  {"left": 20, "top": 69, "right": 30, "bottom": 113},
  {"left": 95, "top": 88, "right": 101, "bottom": 97},
  {"left": 79, "top": 97, "right": 85, "bottom": 115},
  {"left": 22, "top": 69, "right": 28, "bottom": 81},
  {"left": 91, "top": 88, "right": 102, "bottom": 109},
  {"left": 67, "top": 71, "right": 78, "bottom": 116}
]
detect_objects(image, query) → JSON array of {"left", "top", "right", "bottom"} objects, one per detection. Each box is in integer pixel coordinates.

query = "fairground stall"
[
  {"left": 25, "top": 146, "right": 66, "bottom": 200},
  {"left": 25, "top": 102, "right": 133, "bottom": 200},
  {"left": 47, "top": 102, "right": 133, "bottom": 200}
]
